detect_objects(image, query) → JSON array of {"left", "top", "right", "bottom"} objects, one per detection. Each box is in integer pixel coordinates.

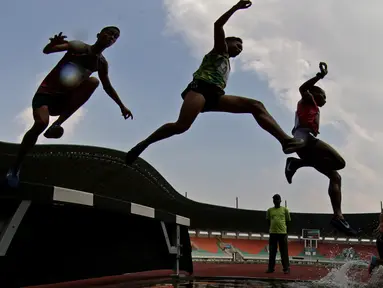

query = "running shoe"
[
  {"left": 285, "top": 157, "right": 298, "bottom": 184},
  {"left": 331, "top": 217, "right": 358, "bottom": 236},
  {"left": 44, "top": 124, "right": 64, "bottom": 139}
]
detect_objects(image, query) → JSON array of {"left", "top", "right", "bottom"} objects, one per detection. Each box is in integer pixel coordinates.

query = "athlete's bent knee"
[
  {"left": 329, "top": 171, "right": 341, "bottom": 184},
  {"left": 336, "top": 157, "right": 346, "bottom": 170},
  {"left": 174, "top": 122, "right": 191, "bottom": 134},
  {"left": 33, "top": 112, "right": 49, "bottom": 131},
  {"left": 86, "top": 77, "right": 100, "bottom": 88},
  {"left": 250, "top": 99, "right": 266, "bottom": 115},
  {"left": 32, "top": 119, "right": 49, "bottom": 134}
]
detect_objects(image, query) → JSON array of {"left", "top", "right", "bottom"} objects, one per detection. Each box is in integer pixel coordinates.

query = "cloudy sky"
[{"left": 1, "top": 0, "right": 382, "bottom": 214}]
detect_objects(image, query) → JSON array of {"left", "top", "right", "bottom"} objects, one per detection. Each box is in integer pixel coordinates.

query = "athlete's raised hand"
[
  {"left": 234, "top": 0, "right": 252, "bottom": 10},
  {"left": 317, "top": 62, "right": 328, "bottom": 79},
  {"left": 121, "top": 105, "right": 133, "bottom": 120},
  {"left": 49, "top": 32, "right": 68, "bottom": 44}
]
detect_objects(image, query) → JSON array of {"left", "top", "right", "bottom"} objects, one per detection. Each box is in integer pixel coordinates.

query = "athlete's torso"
[
  {"left": 192, "top": 50, "right": 231, "bottom": 90},
  {"left": 38, "top": 43, "right": 106, "bottom": 94},
  {"left": 292, "top": 99, "right": 320, "bottom": 136}
]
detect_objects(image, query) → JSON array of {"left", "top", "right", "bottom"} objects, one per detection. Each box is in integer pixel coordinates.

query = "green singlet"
[{"left": 192, "top": 51, "right": 231, "bottom": 90}]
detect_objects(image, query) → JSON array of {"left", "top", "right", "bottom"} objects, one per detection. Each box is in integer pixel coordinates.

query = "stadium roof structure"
[{"left": 0, "top": 141, "right": 379, "bottom": 238}]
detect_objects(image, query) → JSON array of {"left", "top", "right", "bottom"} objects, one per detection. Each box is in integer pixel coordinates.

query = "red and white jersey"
[{"left": 292, "top": 99, "right": 320, "bottom": 136}]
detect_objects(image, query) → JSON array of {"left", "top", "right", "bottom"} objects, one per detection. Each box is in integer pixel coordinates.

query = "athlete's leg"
[
  {"left": 285, "top": 138, "right": 346, "bottom": 184},
  {"left": 316, "top": 168, "right": 343, "bottom": 218},
  {"left": 283, "top": 132, "right": 355, "bottom": 234},
  {"left": 312, "top": 165, "right": 357, "bottom": 235},
  {"left": 6, "top": 106, "right": 50, "bottom": 187},
  {"left": 213, "top": 95, "right": 305, "bottom": 154},
  {"left": 307, "top": 139, "right": 345, "bottom": 170},
  {"left": 125, "top": 91, "right": 206, "bottom": 164},
  {"left": 44, "top": 77, "right": 100, "bottom": 138}
]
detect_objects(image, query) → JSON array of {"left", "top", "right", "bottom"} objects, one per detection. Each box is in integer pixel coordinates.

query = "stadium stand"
[{"left": 190, "top": 234, "right": 378, "bottom": 265}]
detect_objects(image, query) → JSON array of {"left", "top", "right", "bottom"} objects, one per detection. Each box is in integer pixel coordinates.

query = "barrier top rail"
[{"left": 0, "top": 181, "right": 190, "bottom": 227}]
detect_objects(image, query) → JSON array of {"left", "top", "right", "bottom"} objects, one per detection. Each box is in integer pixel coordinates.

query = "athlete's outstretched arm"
[
  {"left": 43, "top": 32, "right": 69, "bottom": 54},
  {"left": 98, "top": 60, "right": 133, "bottom": 119},
  {"left": 43, "top": 42, "right": 69, "bottom": 54},
  {"left": 299, "top": 62, "right": 328, "bottom": 100},
  {"left": 213, "top": 0, "right": 251, "bottom": 53},
  {"left": 298, "top": 75, "right": 322, "bottom": 103},
  {"left": 43, "top": 32, "right": 89, "bottom": 54},
  {"left": 299, "top": 74, "right": 322, "bottom": 95}
]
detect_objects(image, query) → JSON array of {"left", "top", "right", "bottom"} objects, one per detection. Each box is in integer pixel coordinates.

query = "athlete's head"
[
  {"left": 272, "top": 194, "right": 281, "bottom": 207},
  {"left": 225, "top": 37, "right": 243, "bottom": 57},
  {"left": 309, "top": 85, "right": 326, "bottom": 107},
  {"left": 96, "top": 26, "right": 120, "bottom": 48}
]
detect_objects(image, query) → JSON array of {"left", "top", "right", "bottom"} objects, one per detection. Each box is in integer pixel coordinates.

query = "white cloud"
[{"left": 163, "top": 0, "right": 383, "bottom": 213}]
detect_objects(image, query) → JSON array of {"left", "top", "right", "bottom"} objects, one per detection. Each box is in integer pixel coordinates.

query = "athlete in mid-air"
[
  {"left": 6, "top": 26, "right": 133, "bottom": 188},
  {"left": 125, "top": 0, "right": 305, "bottom": 164},
  {"left": 284, "top": 62, "right": 357, "bottom": 236},
  {"left": 369, "top": 212, "right": 383, "bottom": 274}
]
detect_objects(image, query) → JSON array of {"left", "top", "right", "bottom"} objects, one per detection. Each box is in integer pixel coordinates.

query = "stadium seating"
[
  {"left": 190, "top": 237, "right": 230, "bottom": 258},
  {"left": 352, "top": 245, "right": 376, "bottom": 261},
  {"left": 219, "top": 239, "right": 306, "bottom": 257},
  {"left": 220, "top": 239, "right": 269, "bottom": 257},
  {"left": 190, "top": 237, "right": 378, "bottom": 262},
  {"left": 315, "top": 243, "right": 346, "bottom": 259},
  {"left": 315, "top": 242, "right": 376, "bottom": 260},
  {"left": 287, "top": 240, "right": 305, "bottom": 256}
]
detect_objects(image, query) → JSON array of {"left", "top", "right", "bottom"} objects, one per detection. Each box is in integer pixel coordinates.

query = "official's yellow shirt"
[{"left": 266, "top": 207, "right": 291, "bottom": 234}]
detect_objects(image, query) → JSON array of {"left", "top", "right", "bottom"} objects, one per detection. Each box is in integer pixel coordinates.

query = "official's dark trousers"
[{"left": 268, "top": 233, "right": 290, "bottom": 271}]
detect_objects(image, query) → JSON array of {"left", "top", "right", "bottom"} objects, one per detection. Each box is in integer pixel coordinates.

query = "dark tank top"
[{"left": 38, "top": 42, "right": 106, "bottom": 94}]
